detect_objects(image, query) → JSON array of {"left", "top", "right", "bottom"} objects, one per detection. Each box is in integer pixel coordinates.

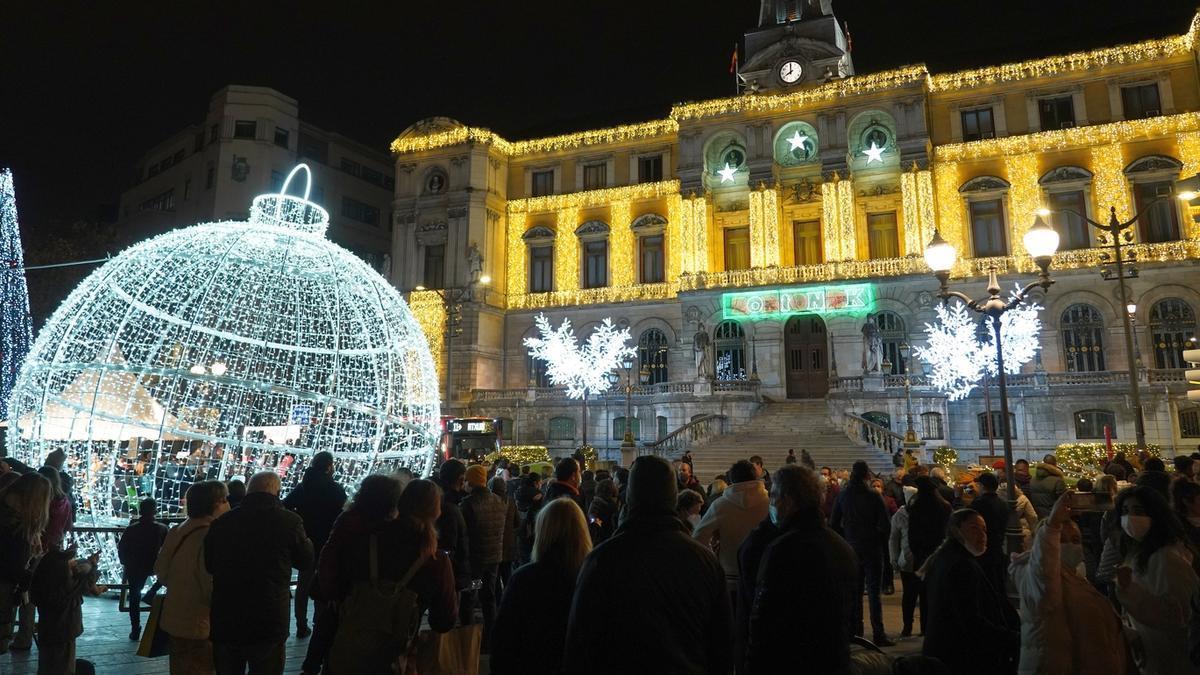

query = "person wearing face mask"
[
  {"left": 1010, "top": 490, "right": 1130, "bottom": 674},
  {"left": 746, "top": 465, "right": 857, "bottom": 674},
  {"left": 920, "top": 509, "right": 1020, "bottom": 674},
  {"left": 1114, "top": 484, "right": 1200, "bottom": 674}
]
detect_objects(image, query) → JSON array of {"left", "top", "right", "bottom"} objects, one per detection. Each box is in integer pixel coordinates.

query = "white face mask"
[
  {"left": 1122, "top": 514, "right": 1153, "bottom": 541},
  {"left": 964, "top": 541, "right": 986, "bottom": 557},
  {"left": 1060, "top": 543, "right": 1084, "bottom": 571},
  {"left": 687, "top": 513, "right": 700, "bottom": 528}
]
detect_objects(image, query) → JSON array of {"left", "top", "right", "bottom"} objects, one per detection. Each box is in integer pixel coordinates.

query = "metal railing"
[
  {"left": 640, "top": 414, "right": 729, "bottom": 459},
  {"left": 845, "top": 413, "right": 906, "bottom": 456}
]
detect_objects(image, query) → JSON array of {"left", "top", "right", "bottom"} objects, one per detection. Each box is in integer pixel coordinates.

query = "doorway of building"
[{"left": 785, "top": 314, "right": 829, "bottom": 398}]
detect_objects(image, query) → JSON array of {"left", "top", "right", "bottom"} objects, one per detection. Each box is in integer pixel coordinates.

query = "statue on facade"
[
  {"left": 861, "top": 315, "right": 882, "bottom": 373},
  {"left": 693, "top": 323, "right": 712, "bottom": 380},
  {"left": 467, "top": 242, "right": 483, "bottom": 283}
]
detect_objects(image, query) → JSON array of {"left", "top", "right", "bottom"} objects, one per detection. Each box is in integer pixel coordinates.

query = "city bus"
[{"left": 439, "top": 416, "right": 504, "bottom": 464}]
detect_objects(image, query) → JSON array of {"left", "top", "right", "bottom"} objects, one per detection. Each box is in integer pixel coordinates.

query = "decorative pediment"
[
  {"left": 959, "top": 175, "right": 1010, "bottom": 193},
  {"left": 1124, "top": 155, "right": 1183, "bottom": 175},
  {"left": 417, "top": 220, "right": 447, "bottom": 233},
  {"left": 575, "top": 220, "right": 610, "bottom": 235},
  {"left": 631, "top": 213, "right": 667, "bottom": 229},
  {"left": 1039, "top": 166, "right": 1093, "bottom": 185},
  {"left": 522, "top": 225, "right": 555, "bottom": 240}
]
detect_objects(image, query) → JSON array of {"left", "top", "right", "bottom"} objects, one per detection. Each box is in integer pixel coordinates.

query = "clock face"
[{"left": 778, "top": 60, "right": 803, "bottom": 84}]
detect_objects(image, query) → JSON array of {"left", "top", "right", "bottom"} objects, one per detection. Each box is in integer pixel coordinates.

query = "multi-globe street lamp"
[{"left": 923, "top": 215, "right": 1059, "bottom": 554}]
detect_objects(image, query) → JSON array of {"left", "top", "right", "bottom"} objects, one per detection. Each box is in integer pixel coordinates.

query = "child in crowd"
[{"left": 30, "top": 545, "right": 106, "bottom": 674}]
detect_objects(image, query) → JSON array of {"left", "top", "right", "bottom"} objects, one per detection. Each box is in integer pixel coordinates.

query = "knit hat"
[
  {"left": 625, "top": 455, "right": 677, "bottom": 516},
  {"left": 465, "top": 464, "right": 487, "bottom": 488}
]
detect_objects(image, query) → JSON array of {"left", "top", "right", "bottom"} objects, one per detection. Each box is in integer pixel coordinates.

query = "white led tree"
[
  {"left": 7, "top": 166, "right": 441, "bottom": 576},
  {"left": 914, "top": 286, "right": 1043, "bottom": 400},
  {"left": 524, "top": 313, "right": 635, "bottom": 446}
]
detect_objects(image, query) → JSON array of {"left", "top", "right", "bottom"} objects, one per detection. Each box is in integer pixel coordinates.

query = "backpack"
[{"left": 329, "top": 535, "right": 426, "bottom": 674}]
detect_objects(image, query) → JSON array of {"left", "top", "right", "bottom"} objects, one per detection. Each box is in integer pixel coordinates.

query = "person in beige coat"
[
  {"left": 1010, "top": 489, "right": 1129, "bottom": 675},
  {"left": 692, "top": 459, "right": 769, "bottom": 603},
  {"left": 154, "top": 481, "right": 229, "bottom": 675}
]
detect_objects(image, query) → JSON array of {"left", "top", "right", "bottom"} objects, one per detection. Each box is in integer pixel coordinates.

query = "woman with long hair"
[
  {"left": 1113, "top": 484, "right": 1200, "bottom": 673},
  {"left": 490, "top": 497, "right": 593, "bottom": 674},
  {"left": 0, "top": 472, "right": 51, "bottom": 652},
  {"left": 36, "top": 466, "right": 72, "bottom": 552}
]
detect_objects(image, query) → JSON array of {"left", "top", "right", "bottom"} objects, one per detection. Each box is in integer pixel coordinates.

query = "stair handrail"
[
  {"left": 641, "top": 414, "right": 729, "bottom": 459},
  {"left": 845, "top": 413, "right": 906, "bottom": 457}
]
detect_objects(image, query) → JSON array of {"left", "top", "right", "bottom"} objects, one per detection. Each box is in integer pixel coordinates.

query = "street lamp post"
[
  {"left": 608, "top": 357, "right": 650, "bottom": 467},
  {"left": 415, "top": 275, "right": 491, "bottom": 411},
  {"left": 923, "top": 216, "right": 1060, "bottom": 555},
  {"left": 899, "top": 342, "right": 918, "bottom": 444}
]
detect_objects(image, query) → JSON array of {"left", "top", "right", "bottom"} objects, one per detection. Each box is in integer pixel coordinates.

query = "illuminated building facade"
[{"left": 392, "top": 4, "right": 1200, "bottom": 463}]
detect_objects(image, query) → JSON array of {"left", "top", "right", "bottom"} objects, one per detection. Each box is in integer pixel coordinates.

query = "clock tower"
[{"left": 739, "top": 0, "right": 854, "bottom": 93}]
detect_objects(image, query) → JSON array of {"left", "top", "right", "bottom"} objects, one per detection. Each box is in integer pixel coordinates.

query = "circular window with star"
[
  {"left": 859, "top": 124, "right": 891, "bottom": 165},
  {"left": 774, "top": 122, "right": 819, "bottom": 166}
]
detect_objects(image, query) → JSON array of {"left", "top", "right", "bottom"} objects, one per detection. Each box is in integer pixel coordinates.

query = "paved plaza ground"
[{"left": 1, "top": 581, "right": 923, "bottom": 674}]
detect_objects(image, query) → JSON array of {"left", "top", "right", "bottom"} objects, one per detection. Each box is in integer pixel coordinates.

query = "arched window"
[
  {"left": 875, "top": 311, "right": 906, "bottom": 374},
  {"left": 960, "top": 176, "right": 1011, "bottom": 258},
  {"left": 1150, "top": 298, "right": 1196, "bottom": 369},
  {"left": 527, "top": 355, "right": 549, "bottom": 388},
  {"left": 612, "top": 416, "right": 640, "bottom": 440},
  {"left": 978, "top": 412, "right": 1016, "bottom": 439},
  {"left": 1061, "top": 304, "right": 1106, "bottom": 372},
  {"left": 713, "top": 321, "right": 746, "bottom": 381},
  {"left": 920, "top": 412, "right": 944, "bottom": 440},
  {"left": 577, "top": 221, "right": 610, "bottom": 289},
  {"left": 1181, "top": 408, "right": 1200, "bottom": 438},
  {"left": 548, "top": 416, "right": 575, "bottom": 441},
  {"left": 1074, "top": 409, "right": 1115, "bottom": 439},
  {"left": 638, "top": 329, "right": 669, "bottom": 384}
]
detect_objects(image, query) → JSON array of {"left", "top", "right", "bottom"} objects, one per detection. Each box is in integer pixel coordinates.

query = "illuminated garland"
[
  {"left": 933, "top": 447, "right": 958, "bottom": 468},
  {"left": 409, "top": 290, "right": 446, "bottom": 383},
  {"left": 0, "top": 168, "right": 32, "bottom": 419},
  {"left": 390, "top": 120, "right": 677, "bottom": 157},
  {"left": 837, "top": 179, "right": 856, "bottom": 260},
  {"left": 554, "top": 208, "right": 579, "bottom": 292},
  {"left": 484, "top": 445, "right": 550, "bottom": 466},
  {"left": 1054, "top": 442, "right": 1162, "bottom": 474},
  {"left": 666, "top": 194, "right": 682, "bottom": 282},
  {"left": 1090, "top": 144, "right": 1131, "bottom": 243},
  {"left": 507, "top": 179, "right": 679, "bottom": 214},
  {"left": 1005, "top": 154, "right": 1041, "bottom": 257},
  {"left": 933, "top": 162, "right": 966, "bottom": 258},
  {"left": 508, "top": 283, "right": 676, "bottom": 310},
  {"left": 678, "top": 195, "right": 708, "bottom": 274},
  {"left": 936, "top": 112, "right": 1200, "bottom": 162},
  {"left": 506, "top": 212, "right": 527, "bottom": 296},
  {"left": 748, "top": 188, "right": 781, "bottom": 268},
  {"left": 609, "top": 200, "right": 634, "bottom": 287},
  {"left": 1178, "top": 131, "right": 1200, "bottom": 239}
]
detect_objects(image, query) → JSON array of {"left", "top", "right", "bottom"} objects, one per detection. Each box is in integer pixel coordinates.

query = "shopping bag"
[
  {"left": 411, "top": 624, "right": 482, "bottom": 675},
  {"left": 136, "top": 594, "right": 169, "bottom": 658}
]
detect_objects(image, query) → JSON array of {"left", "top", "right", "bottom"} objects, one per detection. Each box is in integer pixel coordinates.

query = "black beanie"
[{"left": 626, "top": 455, "right": 677, "bottom": 516}]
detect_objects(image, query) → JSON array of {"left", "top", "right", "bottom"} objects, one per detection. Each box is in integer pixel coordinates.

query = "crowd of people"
[{"left": 3, "top": 445, "right": 1200, "bottom": 673}]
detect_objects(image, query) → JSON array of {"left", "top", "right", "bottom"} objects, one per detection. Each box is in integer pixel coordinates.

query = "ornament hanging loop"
[{"left": 275, "top": 164, "right": 314, "bottom": 221}]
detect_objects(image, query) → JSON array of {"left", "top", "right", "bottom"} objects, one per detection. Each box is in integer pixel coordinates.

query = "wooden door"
[{"left": 785, "top": 314, "right": 829, "bottom": 398}]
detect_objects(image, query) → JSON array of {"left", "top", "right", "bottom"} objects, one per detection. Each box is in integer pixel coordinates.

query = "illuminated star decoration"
[
  {"left": 523, "top": 314, "right": 636, "bottom": 400},
  {"left": 912, "top": 285, "right": 1043, "bottom": 401},
  {"left": 717, "top": 162, "right": 737, "bottom": 183},
  {"left": 786, "top": 131, "right": 810, "bottom": 153},
  {"left": 862, "top": 141, "right": 885, "bottom": 164}
]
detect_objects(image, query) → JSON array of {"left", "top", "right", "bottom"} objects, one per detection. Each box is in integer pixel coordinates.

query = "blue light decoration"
[
  {"left": 722, "top": 283, "right": 875, "bottom": 320},
  {"left": 6, "top": 166, "right": 440, "bottom": 578},
  {"left": 0, "top": 168, "right": 32, "bottom": 419}
]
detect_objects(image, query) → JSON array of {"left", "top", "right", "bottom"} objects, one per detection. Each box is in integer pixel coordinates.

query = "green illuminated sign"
[{"left": 721, "top": 283, "right": 875, "bottom": 320}]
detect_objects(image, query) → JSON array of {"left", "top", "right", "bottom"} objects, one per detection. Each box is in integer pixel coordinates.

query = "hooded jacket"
[
  {"left": 692, "top": 479, "right": 769, "bottom": 585},
  {"left": 1028, "top": 463, "right": 1067, "bottom": 518},
  {"left": 155, "top": 516, "right": 217, "bottom": 640},
  {"left": 460, "top": 484, "right": 507, "bottom": 569},
  {"left": 1010, "top": 521, "right": 1128, "bottom": 674}
]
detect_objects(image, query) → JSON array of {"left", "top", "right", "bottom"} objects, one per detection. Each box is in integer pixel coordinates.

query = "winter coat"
[
  {"left": 922, "top": 539, "right": 1020, "bottom": 674},
  {"left": 565, "top": 512, "right": 731, "bottom": 675},
  {"left": 499, "top": 495, "right": 519, "bottom": 563},
  {"left": 1010, "top": 521, "right": 1129, "bottom": 674},
  {"left": 587, "top": 495, "right": 618, "bottom": 545},
  {"left": 204, "top": 491, "right": 313, "bottom": 644},
  {"left": 746, "top": 512, "right": 858, "bottom": 675},
  {"left": 545, "top": 480, "right": 584, "bottom": 511},
  {"left": 735, "top": 519, "right": 780, "bottom": 674},
  {"left": 30, "top": 548, "right": 94, "bottom": 644},
  {"left": 692, "top": 479, "right": 769, "bottom": 587},
  {"left": 490, "top": 560, "right": 576, "bottom": 675},
  {"left": 830, "top": 482, "right": 890, "bottom": 556},
  {"left": 119, "top": 516, "right": 167, "bottom": 580},
  {"left": 580, "top": 476, "right": 596, "bottom": 512},
  {"left": 460, "top": 485, "right": 507, "bottom": 569},
  {"left": 906, "top": 494, "right": 951, "bottom": 568},
  {"left": 1028, "top": 463, "right": 1067, "bottom": 518},
  {"left": 155, "top": 516, "right": 216, "bottom": 640},
  {"left": 282, "top": 468, "right": 347, "bottom": 553},
  {"left": 1116, "top": 541, "right": 1200, "bottom": 674},
  {"left": 889, "top": 506, "right": 914, "bottom": 572},
  {"left": 970, "top": 491, "right": 1012, "bottom": 591},
  {"left": 42, "top": 496, "right": 71, "bottom": 551},
  {"left": 0, "top": 501, "right": 35, "bottom": 589},
  {"left": 435, "top": 484, "right": 471, "bottom": 590}
]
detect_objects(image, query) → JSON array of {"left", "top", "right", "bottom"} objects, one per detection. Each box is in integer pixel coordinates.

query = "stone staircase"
[{"left": 688, "top": 399, "right": 896, "bottom": 483}]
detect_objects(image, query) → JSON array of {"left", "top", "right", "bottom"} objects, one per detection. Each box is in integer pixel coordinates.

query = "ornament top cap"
[{"left": 248, "top": 164, "right": 330, "bottom": 236}]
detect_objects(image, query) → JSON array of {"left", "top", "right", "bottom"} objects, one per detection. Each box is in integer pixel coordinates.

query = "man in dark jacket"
[
  {"left": 967, "top": 471, "right": 1011, "bottom": 593},
  {"left": 830, "top": 460, "right": 893, "bottom": 646},
  {"left": 282, "top": 451, "right": 346, "bottom": 637},
  {"left": 205, "top": 471, "right": 313, "bottom": 675},
  {"left": 735, "top": 517, "right": 779, "bottom": 674},
  {"left": 460, "top": 464, "right": 507, "bottom": 642},
  {"left": 515, "top": 471, "right": 544, "bottom": 564},
  {"left": 545, "top": 457, "right": 584, "bottom": 510},
  {"left": 580, "top": 469, "right": 597, "bottom": 512},
  {"left": 117, "top": 498, "right": 167, "bottom": 640},
  {"left": 747, "top": 465, "right": 858, "bottom": 674},
  {"left": 435, "top": 459, "right": 471, "bottom": 600},
  {"left": 1027, "top": 454, "right": 1067, "bottom": 518},
  {"left": 565, "top": 455, "right": 731, "bottom": 675}
]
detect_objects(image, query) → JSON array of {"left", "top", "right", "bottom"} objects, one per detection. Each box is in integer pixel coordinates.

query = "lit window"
[
  {"left": 724, "top": 227, "right": 750, "bottom": 271},
  {"left": 867, "top": 212, "right": 899, "bottom": 259},
  {"left": 640, "top": 235, "right": 664, "bottom": 283},
  {"left": 969, "top": 199, "right": 1007, "bottom": 257}
]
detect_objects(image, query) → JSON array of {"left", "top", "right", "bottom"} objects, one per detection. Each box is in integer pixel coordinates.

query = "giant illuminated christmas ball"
[{"left": 8, "top": 166, "right": 440, "bottom": 538}]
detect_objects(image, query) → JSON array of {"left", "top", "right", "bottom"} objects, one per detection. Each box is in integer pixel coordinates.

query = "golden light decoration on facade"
[
  {"left": 391, "top": 120, "right": 677, "bottom": 157},
  {"left": 1177, "top": 131, "right": 1200, "bottom": 239},
  {"left": 666, "top": 194, "right": 682, "bottom": 282},
  {"left": 837, "top": 179, "right": 856, "bottom": 260},
  {"left": 821, "top": 181, "right": 839, "bottom": 260},
  {"left": 748, "top": 188, "right": 781, "bottom": 268},
  {"left": 1004, "top": 154, "right": 1041, "bottom": 257},
  {"left": 506, "top": 212, "right": 527, "bottom": 296},
  {"left": 508, "top": 283, "right": 677, "bottom": 311},
  {"left": 507, "top": 180, "right": 680, "bottom": 214},
  {"left": 1090, "top": 143, "right": 1131, "bottom": 244},
  {"left": 554, "top": 208, "right": 580, "bottom": 292},
  {"left": 936, "top": 112, "right": 1200, "bottom": 162},
  {"left": 609, "top": 200, "right": 634, "bottom": 287},
  {"left": 933, "top": 162, "right": 966, "bottom": 256},
  {"left": 917, "top": 170, "right": 936, "bottom": 249},
  {"left": 678, "top": 195, "right": 709, "bottom": 274},
  {"left": 409, "top": 290, "right": 446, "bottom": 382}
]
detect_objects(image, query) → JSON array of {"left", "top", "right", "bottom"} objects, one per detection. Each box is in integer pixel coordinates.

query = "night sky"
[{"left": 4, "top": 0, "right": 1198, "bottom": 243}]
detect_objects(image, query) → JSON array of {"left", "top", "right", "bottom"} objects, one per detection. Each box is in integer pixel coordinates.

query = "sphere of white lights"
[{"left": 8, "top": 166, "right": 440, "bottom": 545}]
